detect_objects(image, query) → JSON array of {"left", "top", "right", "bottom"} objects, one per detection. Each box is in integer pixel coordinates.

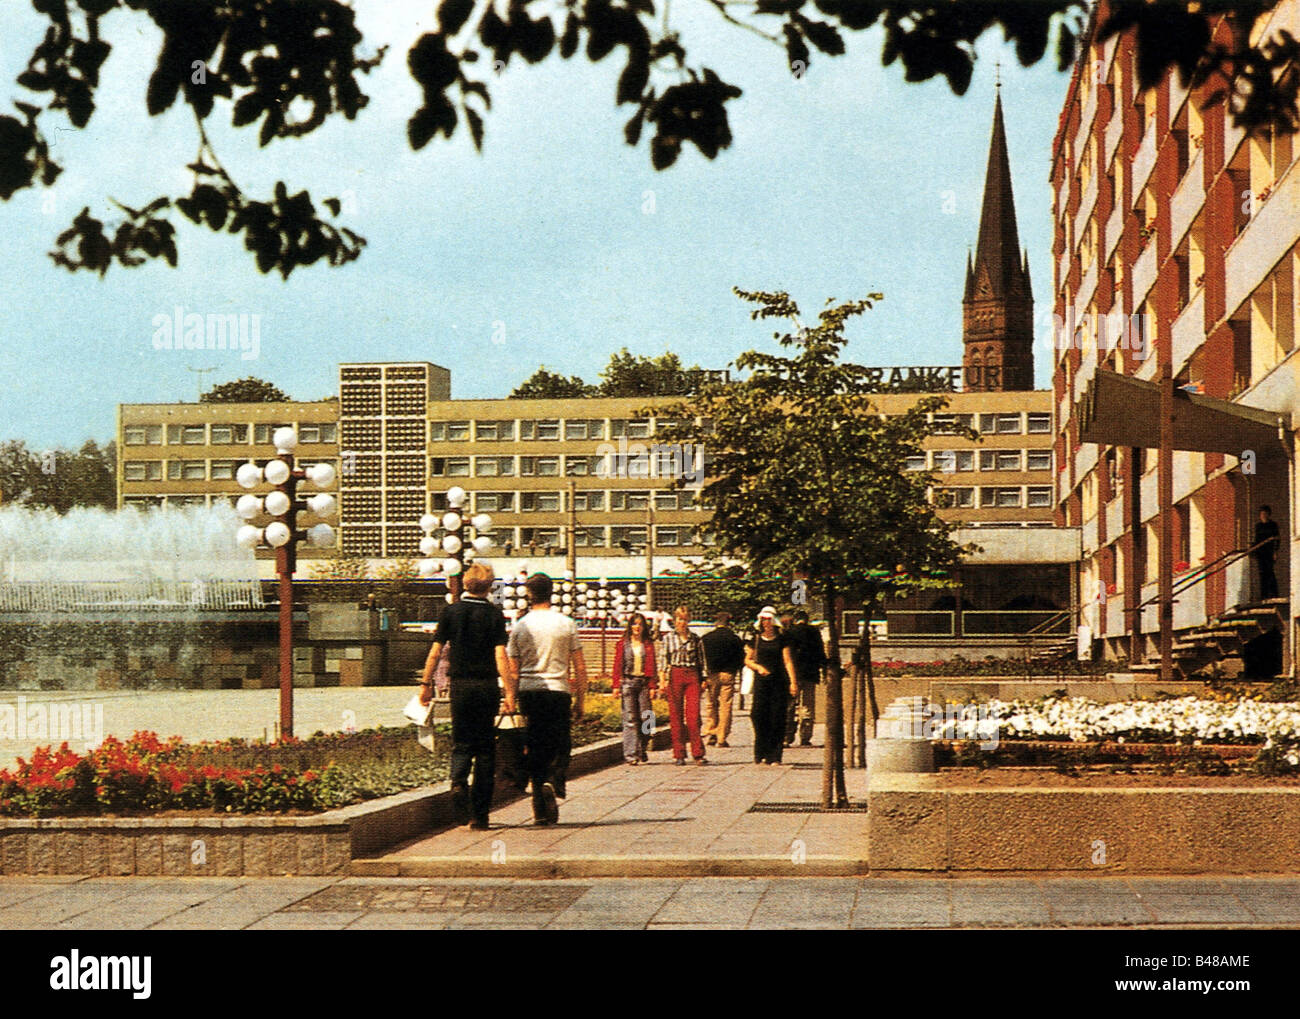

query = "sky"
[{"left": 0, "top": 1, "right": 1074, "bottom": 449}]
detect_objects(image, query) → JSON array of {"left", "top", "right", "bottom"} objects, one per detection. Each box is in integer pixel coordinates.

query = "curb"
[{"left": 349, "top": 855, "right": 869, "bottom": 878}]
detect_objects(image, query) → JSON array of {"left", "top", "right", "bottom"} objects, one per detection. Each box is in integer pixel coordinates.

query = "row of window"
[
  {"left": 931, "top": 412, "right": 1053, "bottom": 435},
  {"left": 933, "top": 486, "right": 1055, "bottom": 509},
  {"left": 449, "top": 489, "right": 697, "bottom": 514},
  {"left": 492, "top": 525, "right": 705, "bottom": 549},
  {"left": 123, "top": 459, "right": 340, "bottom": 483},
  {"left": 430, "top": 450, "right": 703, "bottom": 479},
  {"left": 123, "top": 423, "right": 338, "bottom": 447},
  {"left": 904, "top": 449, "right": 1054, "bottom": 473},
  {"left": 431, "top": 418, "right": 660, "bottom": 443}
]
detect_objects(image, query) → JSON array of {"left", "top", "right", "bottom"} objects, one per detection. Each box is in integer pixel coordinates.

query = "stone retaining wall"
[{"left": 868, "top": 773, "right": 1300, "bottom": 873}]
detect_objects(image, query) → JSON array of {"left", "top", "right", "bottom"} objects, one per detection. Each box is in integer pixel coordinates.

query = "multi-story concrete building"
[{"left": 1052, "top": 1, "right": 1299, "bottom": 675}]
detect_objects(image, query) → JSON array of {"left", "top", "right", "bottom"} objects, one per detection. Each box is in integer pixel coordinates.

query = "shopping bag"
[
  {"left": 415, "top": 725, "right": 437, "bottom": 753},
  {"left": 739, "top": 666, "right": 755, "bottom": 696},
  {"left": 495, "top": 712, "right": 529, "bottom": 791},
  {"left": 403, "top": 691, "right": 436, "bottom": 726}
]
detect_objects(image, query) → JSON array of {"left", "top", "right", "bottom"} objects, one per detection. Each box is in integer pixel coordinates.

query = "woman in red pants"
[{"left": 658, "top": 604, "right": 708, "bottom": 765}]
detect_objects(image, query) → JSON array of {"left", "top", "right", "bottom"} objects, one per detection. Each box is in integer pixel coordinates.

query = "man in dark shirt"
[
  {"left": 1254, "top": 504, "right": 1282, "bottom": 601},
  {"left": 784, "top": 610, "right": 827, "bottom": 747},
  {"left": 420, "top": 562, "right": 516, "bottom": 830},
  {"left": 700, "top": 612, "right": 746, "bottom": 748}
]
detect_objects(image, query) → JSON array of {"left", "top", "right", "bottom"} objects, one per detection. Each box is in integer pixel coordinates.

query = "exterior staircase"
[{"left": 1127, "top": 598, "right": 1288, "bottom": 679}]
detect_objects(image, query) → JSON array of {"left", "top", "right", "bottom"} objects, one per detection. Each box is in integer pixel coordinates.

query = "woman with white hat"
[{"left": 744, "top": 606, "right": 798, "bottom": 765}]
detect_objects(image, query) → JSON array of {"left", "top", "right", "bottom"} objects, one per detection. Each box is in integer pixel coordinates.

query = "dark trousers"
[
  {"left": 519, "top": 689, "right": 571, "bottom": 815},
  {"left": 449, "top": 680, "right": 500, "bottom": 822},
  {"left": 1256, "top": 553, "right": 1279, "bottom": 600},
  {"left": 751, "top": 675, "right": 789, "bottom": 764}
]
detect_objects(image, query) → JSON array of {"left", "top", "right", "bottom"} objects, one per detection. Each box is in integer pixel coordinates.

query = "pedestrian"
[
  {"left": 506, "top": 572, "right": 588, "bottom": 826},
  {"left": 701, "top": 611, "right": 745, "bottom": 748},
  {"left": 420, "top": 562, "right": 515, "bottom": 831},
  {"left": 783, "top": 609, "right": 827, "bottom": 747},
  {"left": 745, "top": 606, "right": 798, "bottom": 765},
  {"left": 659, "top": 604, "right": 708, "bottom": 765},
  {"left": 1254, "top": 504, "right": 1282, "bottom": 600},
  {"left": 611, "top": 611, "right": 657, "bottom": 765}
]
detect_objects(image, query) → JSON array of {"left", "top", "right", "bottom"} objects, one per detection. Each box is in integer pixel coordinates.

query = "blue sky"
[{"left": 0, "top": 2, "right": 1073, "bottom": 449}]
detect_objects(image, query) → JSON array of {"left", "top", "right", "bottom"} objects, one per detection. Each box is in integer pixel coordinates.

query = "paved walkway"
[
  {"left": 359, "top": 712, "right": 871, "bottom": 877},
  {"left": 2, "top": 874, "right": 1298, "bottom": 929}
]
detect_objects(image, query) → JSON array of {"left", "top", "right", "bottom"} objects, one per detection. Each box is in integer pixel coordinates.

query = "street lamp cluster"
[
  {"left": 417, "top": 486, "right": 493, "bottom": 599},
  {"left": 231, "top": 426, "right": 339, "bottom": 738}
]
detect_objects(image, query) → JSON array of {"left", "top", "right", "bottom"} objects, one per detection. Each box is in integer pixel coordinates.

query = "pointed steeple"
[
  {"left": 961, "top": 90, "right": 1035, "bottom": 392},
  {"left": 971, "top": 91, "right": 1025, "bottom": 300}
]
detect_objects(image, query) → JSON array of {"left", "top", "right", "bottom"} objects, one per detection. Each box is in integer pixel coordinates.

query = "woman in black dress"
[{"left": 745, "top": 606, "right": 799, "bottom": 764}]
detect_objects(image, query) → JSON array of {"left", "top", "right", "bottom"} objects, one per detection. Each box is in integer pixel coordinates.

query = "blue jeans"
[{"left": 620, "top": 678, "right": 653, "bottom": 762}]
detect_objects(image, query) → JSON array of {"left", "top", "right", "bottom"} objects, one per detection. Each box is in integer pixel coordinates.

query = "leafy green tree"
[
  {"left": 597, "top": 348, "right": 708, "bottom": 397},
  {"left": 656, "top": 287, "right": 970, "bottom": 806},
  {"left": 201, "top": 377, "right": 290, "bottom": 403},
  {"left": 509, "top": 367, "right": 597, "bottom": 399},
  {"left": 0, "top": 438, "right": 115, "bottom": 512},
  {"left": 4, "top": 1, "right": 1294, "bottom": 275}
]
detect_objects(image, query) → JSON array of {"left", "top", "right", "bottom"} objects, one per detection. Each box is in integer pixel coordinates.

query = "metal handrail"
[{"left": 1132, "top": 536, "right": 1276, "bottom": 611}]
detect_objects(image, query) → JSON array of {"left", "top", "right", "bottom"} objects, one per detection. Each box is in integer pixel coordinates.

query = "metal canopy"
[{"left": 1079, "top": 369, "right": 1290, "bottom": 455}]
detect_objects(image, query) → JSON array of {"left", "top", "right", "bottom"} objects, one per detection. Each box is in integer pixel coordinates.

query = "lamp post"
[
  {"left": 417, "top": 485, "right": 493, "bottom": 603},
  {"left": 234, "top": 426, "right": 337, "bottom": 739}
]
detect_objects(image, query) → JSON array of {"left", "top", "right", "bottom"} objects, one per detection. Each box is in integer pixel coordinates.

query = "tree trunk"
[
  {"left": 846, "top": 655, "right": 860, "bottom": 768},
  {"left": 821, "top": 578, "right": 849, "bottom": 808},
  {"left": 849, "top": 601, "right": 880, "bottom": 768}
]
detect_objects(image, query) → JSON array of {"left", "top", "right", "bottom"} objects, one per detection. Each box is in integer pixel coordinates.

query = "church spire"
[{"left": 962, "top": 90, "right": 1034, "bottom": 392}]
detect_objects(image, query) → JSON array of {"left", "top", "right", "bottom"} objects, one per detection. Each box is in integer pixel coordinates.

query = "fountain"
[{"left": 0, "top": 504, "right": 276, "bottom": 691}]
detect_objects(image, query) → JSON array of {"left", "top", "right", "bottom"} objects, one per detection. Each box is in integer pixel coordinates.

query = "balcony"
[
  {"left": 1082, "top": 513, "right": 1100, "bottom": 554},
  {"left": 1132, "top": 124, "right": 1158, "bottom": 196},
  {"left": 1171, "top": 287, "right": 1205, "bottom": 375},
  {"left": 1077, "top": 259, "right": 1099, "bottom": 316},
  {"left": 1104, "top": 201, "right": 1123, "bottom": 263},
  {"left": 1140, "top": 470, "right": 1159, "bottom": 523},
  {"left": 1169, "top": 149, "right": 1204, "bottom": 247},
  {"left": 1079, "top": 81, "right": 1098, "bottom": 149},
  {"left": 1225, "top": 164, "right": 1300, "bottom": 317},
  {"left": 1106, "top": 495, "right": 1126, "bottom": 541},
  {"left": 1074, "top": 172, "right": 1100, "bottom": 248},
  {"left": 1132, "top": 234, "right": 1158, "bottom": 305},
  {"left": 1075, "top": 442, "right": 1099, "bottom": 483},
  {"left": 1104, "top": 107, "right": 1124, "bottom": 167}
]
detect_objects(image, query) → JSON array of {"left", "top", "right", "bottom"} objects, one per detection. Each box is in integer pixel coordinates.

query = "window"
[
  {"left": 167, "top": 460, "right": 206, "bottom": 481},
  {"left": 574, "top": 526, "right": 607, "bottom": 547},
  {"left": 1027, "top": 450, "right": 1054, "bottom": 472},
  {"left": 209, "top": 460, "right": 238, "bottom": 480},
  {"left": 978, "top": 413, "right": 1023, "bottom": 435},
  {"left": 474, "top": 456, "right": 515, "bottom": 477},
  {"left": 980, "top": 450, "right": 1023, "bottom": 471},
  {"left": 519, "top": 456, "right": 560, "bottom": 477},
  {"left": 655, "top": 526, "right": 686, "bottom": 546},
  {"left": 573, "top": 490, "right": 605, "bottom": 511},
  {"left": 1027, "top": 413, "right": 1052, "bottom": 434},
  {"left": 209, "top": 424, "right": 249, "bottom": 445},
  {"left": 655, "top": 489, "right": 694, "bottom": 511},
  {"left": 123, "top": 425, "right": 163, "bottom": 446},
  {"left": 123, "top": 461, "right": 162, "bottom": 482},
  {"left": 1027, "top": 486, "right": 1054, "bottom": 507},
  {"left": 429, "top": 420, "right": 470, "bottom": 441},
  {"left": 610, "top": 525, "right": 648, "bottom": 548},
  {"left": 980, "top": 487, "right": 1023, "bottom": 508},
  {"left": 932, "top": 413, "right": 974, "bottom": 435},
  {"left": 565, "top": 455, "right": 605, "bottom": 476},
  {"left": 934, "top": 488, "right": 974, "bottom": 509},
  {"left": 167, "top": 424, "right": 207, "bottom": 445},
  {"left": 904, "top": 455, "right": 928, "bottom": 472},
  {"left": 520, "top": 527, "right": 561, "bottom": 549},
  {"left": 474, "top": 491, "right": 515, "bottom": 513},
  {"left": 564, "top": 419, "right": 605, "bottom": 441},
  {"left": 298, "top": 423, "right": 337, "bottom": 443},
  {"left": 124, "top": 495, "right": 165, "bottom": 508},
  {"left": 933, "top": 450, "right": 975, "bottom": 473},
  {"left": 611, "top": 419, "right": 652, "bottom": 439},
  {"left": 475, "top": 420, "right": 516, "bottom": 441},
  {"left": 519, "top": 419, "right": 560, "bottom": 440},
  {"left": 610, "top": 490, "right": 650, "bottom": 511},
  {"left": 430, "top": 457, "right": 470, "bottom": 477},
  {"left": 521, "top": 492, "right": 562, "bottom": 512}
]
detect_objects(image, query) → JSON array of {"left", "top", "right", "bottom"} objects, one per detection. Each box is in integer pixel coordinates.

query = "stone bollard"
[{"left": 866, "top": 695, "right": 936, "bottom": 779}]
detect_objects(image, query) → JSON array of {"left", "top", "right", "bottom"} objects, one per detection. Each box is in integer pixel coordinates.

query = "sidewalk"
[{"left": 355, "top": 710, "right": 872, "bottom": 877}]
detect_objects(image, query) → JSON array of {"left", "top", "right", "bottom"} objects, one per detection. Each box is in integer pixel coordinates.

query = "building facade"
[{"left": 1052, "top": 2, "right": 1300, "bottom": 670}]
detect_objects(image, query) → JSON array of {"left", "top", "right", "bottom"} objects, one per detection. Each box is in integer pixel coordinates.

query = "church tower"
[{"left": 963, "top": 89, "right": 1034, "bottom": 392}]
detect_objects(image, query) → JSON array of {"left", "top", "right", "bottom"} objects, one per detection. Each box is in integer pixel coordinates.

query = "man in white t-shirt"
[{"left": 507, "top": 573, "right": 588, "bottom": 825}]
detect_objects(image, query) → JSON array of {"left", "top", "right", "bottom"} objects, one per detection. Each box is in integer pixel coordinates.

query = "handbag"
[
  {"left": 739, "top": 666, "right": 755, "bottom": 696},
  {"left": 495, "top": 711, "right": 529, "bottom": 791}
]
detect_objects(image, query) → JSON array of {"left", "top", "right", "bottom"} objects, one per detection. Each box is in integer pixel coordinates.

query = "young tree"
[
  {"left": 3, "top": 2, "right": 1293, "bottom": 275},
  {"left": 656, "top": 287, "right": 970, "bottom": 807},
  {"left": 201, "top": 377, "right": 290, "bottom": 403}
]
